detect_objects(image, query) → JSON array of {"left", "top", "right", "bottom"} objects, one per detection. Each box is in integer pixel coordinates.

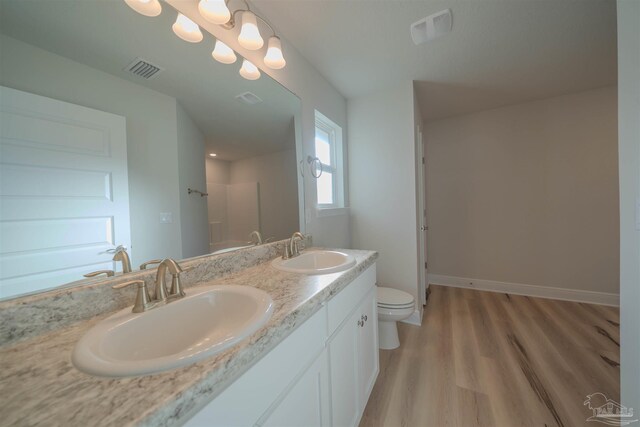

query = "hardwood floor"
[{"left": 360, "top": 286, "right": 620, "bottom": 427}]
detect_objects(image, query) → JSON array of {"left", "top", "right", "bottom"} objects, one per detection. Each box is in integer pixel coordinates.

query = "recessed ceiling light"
[{"left": 209, "top": 153, "right": 217, "bottom": 157}]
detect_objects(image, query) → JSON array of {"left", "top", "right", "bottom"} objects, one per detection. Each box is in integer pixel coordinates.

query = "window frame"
[{"left": 314, "top": 111, "right": 344, "bottom": 210}]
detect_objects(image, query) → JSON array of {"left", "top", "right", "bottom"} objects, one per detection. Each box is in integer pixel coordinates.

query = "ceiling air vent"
[
  {"left": 411, "top": 9, "right": 452, "bottom": 45},
  {"left": 124, "top": 57, "right": 163, "bottom": 79},
  {"left": 235, "top": 92, "right": 263, "bottom": 105}
]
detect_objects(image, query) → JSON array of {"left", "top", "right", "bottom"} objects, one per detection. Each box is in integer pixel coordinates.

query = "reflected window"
[{"left": 314, "top": 111, "right": 344, "bottom": 208}]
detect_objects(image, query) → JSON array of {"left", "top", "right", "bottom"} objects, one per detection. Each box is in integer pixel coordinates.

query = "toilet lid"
[{"left": 376, "top": 287, "right": 415, "bottom": 308}]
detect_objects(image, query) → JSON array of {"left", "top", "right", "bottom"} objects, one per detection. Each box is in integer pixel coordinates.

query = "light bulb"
[
  {"left": 212, "top": 40, "right": 237, "bottom": 64},
  {"left": 238, "top": 11, "right": 263, "bottom": 50},
  {"left": 123, "top": 0, "right": 161, "bottom": 17},
  {"left": 198, "top": 0, "right": 231, "bottom": 24},
  {"left": 239, "top": 59, "right": 260, "bottom": 80},
  {"left": 172, "top": 13, "right": 203, "bottom": 43},
  {"left": 264, "top": 36, "right": 286, "bottom": 69}
]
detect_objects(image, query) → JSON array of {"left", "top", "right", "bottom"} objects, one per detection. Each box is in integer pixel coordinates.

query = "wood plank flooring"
[{"left": 360, "top": 286, "right": 620, "bottom": 427}]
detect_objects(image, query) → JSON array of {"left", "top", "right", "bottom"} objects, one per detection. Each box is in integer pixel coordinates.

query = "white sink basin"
[
  {"left": 271, "top": 250, "right": 356, "bottom": 275},
  {"left": 72, "top": 285, "right": 273, "bottom": 377}
]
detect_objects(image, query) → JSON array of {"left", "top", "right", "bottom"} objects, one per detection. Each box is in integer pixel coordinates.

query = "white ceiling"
[
  {"left": 0, "top": 0, "right": 300, "bottom": 160},
  {"left": 253, "top": 0, "right": 617, "bottom": 121}
]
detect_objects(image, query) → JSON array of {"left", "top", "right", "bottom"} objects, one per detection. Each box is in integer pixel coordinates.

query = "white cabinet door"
[
  {"left": 358, "top": 288, "right": 379, "bottom": 409},
  {"left": 260, "top": 350, "right": 330, "bottom": 427},
  {"left": 0, "top": 86, "right": 130, "bottom": 298},
  {"left": 329, "top": 308, "right": 361, "bottom": 427}
]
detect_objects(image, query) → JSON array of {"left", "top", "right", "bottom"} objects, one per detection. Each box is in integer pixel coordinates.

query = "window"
[{"left": 314, "top": 110, "right": 344, "bottom": 209}]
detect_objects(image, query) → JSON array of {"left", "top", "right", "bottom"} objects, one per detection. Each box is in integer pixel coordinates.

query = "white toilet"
[{"left": 376, "top": 286, "right": 416, "bottom": 350}]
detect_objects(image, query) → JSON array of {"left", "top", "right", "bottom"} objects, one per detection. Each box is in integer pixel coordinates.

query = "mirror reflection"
[{"left": 0, "top": 0, "right": 302, "bottom": 299}]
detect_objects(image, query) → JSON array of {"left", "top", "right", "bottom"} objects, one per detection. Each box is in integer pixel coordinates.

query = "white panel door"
[{"left": 0, "top": 86, "right": 130, "bottom": 298}]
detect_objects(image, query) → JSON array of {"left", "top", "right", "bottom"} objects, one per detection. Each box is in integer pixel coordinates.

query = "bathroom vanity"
[
  {"left": 0, "top": 242, "right": 378, "bottom": 427},
  {"left": 186, "top": 262, "right": 378, "bottom": 427}
]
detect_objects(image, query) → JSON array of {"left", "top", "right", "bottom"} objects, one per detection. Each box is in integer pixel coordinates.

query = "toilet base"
[{"left": 378, "top": 320, "right": 400, "bottom": 350}]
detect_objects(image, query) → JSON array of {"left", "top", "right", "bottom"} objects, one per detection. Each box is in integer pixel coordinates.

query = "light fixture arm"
[{"left": 221, "top": 6, "right": 277, "bottom": 38}]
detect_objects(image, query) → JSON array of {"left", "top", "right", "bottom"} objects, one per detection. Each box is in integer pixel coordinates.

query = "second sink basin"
[
  {"left": 271, "top": 250, "right": 356, "bottom": 275},
  {"left": 72, "top": 285, "right": 274, "bottom": 377}
]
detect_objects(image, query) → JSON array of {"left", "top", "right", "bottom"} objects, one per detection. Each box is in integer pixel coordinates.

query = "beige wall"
[{"left": 425, "top": 86, "right": 619, "bottom": 294}]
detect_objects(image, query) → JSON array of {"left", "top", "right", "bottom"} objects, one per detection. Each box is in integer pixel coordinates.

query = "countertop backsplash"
[{"left": 0, "top": 236, "right": 311, "bottom": 347}]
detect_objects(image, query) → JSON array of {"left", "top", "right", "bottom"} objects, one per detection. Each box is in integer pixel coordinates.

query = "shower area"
[
  {"left": 206, "top": 181, "right": 260, "bottom": 253},
  {"left": 204, "top": 148, "right": 300, "bottom": 254}
]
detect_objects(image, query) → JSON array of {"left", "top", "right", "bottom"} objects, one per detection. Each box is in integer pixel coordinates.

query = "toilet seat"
[
  {"left": 376, "top": 287, "right": 415, "bottom": 309},
  {"left": 378, "top": 302, "right": 414, "bottom": 309}
]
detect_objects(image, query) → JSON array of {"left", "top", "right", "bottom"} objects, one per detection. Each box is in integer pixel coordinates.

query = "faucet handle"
[
  {"left": 249, "top": 230, "right": 263, "bottom": 245},
  {"left": 105, "top": 245, "right": 127, "bottom": 254},
  {"left": 169, "top": 273, "right": 185, "bottom": 298},
  {"left": 282, "top": 243, "right": 292, "bottom": 260},
  {"left": 112, "top": 280, "right": 154, "bottom": 313},
  {"left": 84, "top": 270, "right": 114, "bottom": 278},
  {"left": 140, "top": 259, "right": 162, "bottom": 270}
]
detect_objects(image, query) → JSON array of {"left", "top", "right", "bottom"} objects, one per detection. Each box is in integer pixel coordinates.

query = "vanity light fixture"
[
  {"left": 212, "top": 39, "right": 237, "bottom": 64},
  {"left": 198, "top": 0, "right": 231, "bottom": 25},
  {"left": 123, "top": 0, "right": 286, "bottom": 77},
  {"left": 124, "top": 0, "right": 162, "bottom": 17},
  {"left": 172, "top": 13, "right": 204, "bottom": 43},
  {"left": 209, "top": 153, "right": 218, "bottom": 157},
  {"left": 197, "top": 0, "right": 287, "bottom": 69},
  {"left": 239, "top": 59, "right": 260, "bottom": 80},
  {"left": 264, "top": 36, "right": 286, "bottom": 69},
  {"left": 238, "top": 11, "right": 264, "bottom": 50}
]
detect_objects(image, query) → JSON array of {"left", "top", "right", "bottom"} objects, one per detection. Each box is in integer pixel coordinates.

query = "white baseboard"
[
  {"left": 401, "top": 307, "right": 423, "bottom": 326},
  {"left": 427, "top": 274, "right": 619, "bottom": 307}
]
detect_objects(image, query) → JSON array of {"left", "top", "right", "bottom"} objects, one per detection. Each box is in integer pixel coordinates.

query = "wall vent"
[
  {"left": 124, "top": 57, "right": 163, "bottom": 79},
  {"left": 235, "top": 92, "right": 263, "bottom": 105},
  {"left": 410, "top": 9, "right": 452, "bottom": 45}
]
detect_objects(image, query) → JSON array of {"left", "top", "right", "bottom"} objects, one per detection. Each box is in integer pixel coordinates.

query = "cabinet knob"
[
  {"left": 364, "top": 315, "right": 368, "bottom": 321},
  {"left": 357, "top": 320, "right": 362, "bottom": 327}
]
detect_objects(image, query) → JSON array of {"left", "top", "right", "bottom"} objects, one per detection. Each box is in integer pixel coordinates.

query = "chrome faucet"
[
  {"left": 154, "top": 258, "right": 185, "bottom": 301},
  {"left": 249, "top": 230, "right": 263, "bottom": 245},
  {"left": 283, "top": 232, "right": 305, "bottom": 259},
  {"left": 108, "top": 245, "right": 132, "bottom": 273}
]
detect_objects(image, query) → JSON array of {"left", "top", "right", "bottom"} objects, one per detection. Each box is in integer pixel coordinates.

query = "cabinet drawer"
[
  {"left": 184, "top": 305, "right": 328, "bottom": 427},
  {"left": 327, "top": 264, "right": 376, "bottom": 336}
]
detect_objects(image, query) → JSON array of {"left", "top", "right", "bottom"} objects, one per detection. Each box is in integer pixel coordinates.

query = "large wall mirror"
[{"left": 0, "top": 0, "right": 303, "bottom": 299}]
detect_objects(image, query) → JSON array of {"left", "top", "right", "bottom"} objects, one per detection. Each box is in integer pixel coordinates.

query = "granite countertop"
[{"left": 0, "top": 249, "right": 378, "bottom": 427}]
